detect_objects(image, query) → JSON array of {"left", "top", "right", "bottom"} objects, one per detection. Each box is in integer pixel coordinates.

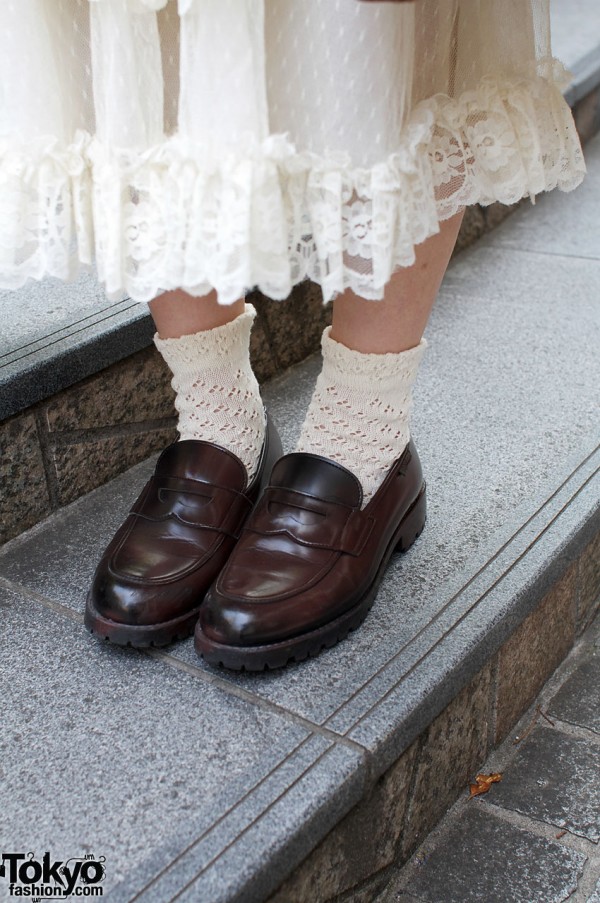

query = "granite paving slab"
[
  {"left": 0, "top": 585, "right": 364, "bottom": 902},
  {"left": 111, "top": 738, "right": 363, "bottom": 903},
  {"left": 0, "top": 269, "right": 114, "bottom": 359},
  {"left": 549, "top": 651, "right": 600, "bottom": 733},
  {"left": 588, "top": 877, "right": 600, "bottom": 903},
  {"left": 553, "top": 1, "right": 600, "bottom": 108},
  {"left": 0, "top": 296, "right": 154, "bottom": 419},
  {"left": 400, "top": 806, "right": 587, "bottom": 903},
  {"left": 488, "top": 726, "right": 600, "bottom": 842}
]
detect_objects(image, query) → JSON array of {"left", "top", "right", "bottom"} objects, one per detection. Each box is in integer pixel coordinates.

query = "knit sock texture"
[
  {"left": 296, "top": 327, "right": 426, "bottom": 505},
  {"left": 154, "top": 304, "right": 265, "bottom": 481}
]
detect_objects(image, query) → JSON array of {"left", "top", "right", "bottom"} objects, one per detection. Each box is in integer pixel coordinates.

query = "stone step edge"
[{"left": 112, "top": 444, "right": 600, "bottom": 903}]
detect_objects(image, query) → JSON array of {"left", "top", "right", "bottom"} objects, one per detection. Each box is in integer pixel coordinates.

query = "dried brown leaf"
[{"left": 469, "top": 772, "right": 503, "bottom": 798}]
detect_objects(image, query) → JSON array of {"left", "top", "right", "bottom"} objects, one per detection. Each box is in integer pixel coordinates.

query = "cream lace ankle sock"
[
  {"left": 154, "top": 304, "right": 265, "bottom": 480},
  {"left": 296, "top": 327, "right": 427, "bottom": 505}
]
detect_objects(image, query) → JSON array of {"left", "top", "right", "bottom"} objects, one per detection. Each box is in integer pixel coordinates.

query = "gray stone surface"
[
  {"left": 573, "top": 85, "right": 600, "bottom": 145},
  {"left": 0, "top": 270, "right": 116, "bottom": 357},
  {"left": 0, "top": 584, "right": 364, "bottom": 902},
  {"left": 400, "top": 807, "right": 586, "bottom": 903},
  {"left": 401, "top": 667, "right": 491, "bottom": 859},
  {"left": 112, "top": 741, "right": 364, "bottom": 903},
  {"left": 580, "top": 531, "right": 600, "bottom": 630},
  {"left": 0, "top": 455, "right": 158, "bottom": 601},
  {"left": 384, "top": 615, "right": 600, "bottom": 903},
  {"left": 44, "top": 346, "right": 175, "bottom": 432},
  {"left": 0, "top": 297, "right": 155, "bottom": 419},
  {"left": 489, "top": 726, "right": 600, "bottom": 842},
  {"left": 588, "top": 877, "right": 600, "bottom": 903},
  {"left": 51, "top": 425, "right": 177, "bottom": 507},
  {"left": 267, "top": 741, "right": 419, "bottom": 903},
  {"left": 549, "top": 651, "right": 600, "bottom": 733}
]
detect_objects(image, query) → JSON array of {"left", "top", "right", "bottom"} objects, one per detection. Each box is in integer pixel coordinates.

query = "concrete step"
[{"left": 1, "top": 134, "right": 598, "bottom": 902}]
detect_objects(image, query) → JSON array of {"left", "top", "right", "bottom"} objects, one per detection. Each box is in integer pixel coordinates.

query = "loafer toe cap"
[{"left": 89, "top": 566, "right": 198, "bottom": 627}]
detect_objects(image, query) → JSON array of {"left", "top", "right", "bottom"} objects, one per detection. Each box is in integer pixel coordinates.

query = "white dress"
[{"left": 0, "top": 0, "right": 585, "bottom": 305}]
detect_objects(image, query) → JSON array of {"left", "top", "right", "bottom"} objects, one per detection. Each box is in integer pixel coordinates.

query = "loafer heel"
[{"left": 395, "top": 483, "right": 426, "bottom": 553}]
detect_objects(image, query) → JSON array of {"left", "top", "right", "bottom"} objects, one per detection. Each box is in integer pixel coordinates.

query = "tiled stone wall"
[
  {"left": 267, "top": 538, "right": 600, "bottom": 903},
  {"left": 0, "top": 282, "right": 331, "bottom": 545}
]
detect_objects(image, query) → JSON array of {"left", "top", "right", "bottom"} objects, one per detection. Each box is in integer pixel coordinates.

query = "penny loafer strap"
[
  {"left": 131, "top": 475, "right": 254, "bottom": 538},
  {"left": 244, "top": 486, "right": 375, "bottom": 556}
]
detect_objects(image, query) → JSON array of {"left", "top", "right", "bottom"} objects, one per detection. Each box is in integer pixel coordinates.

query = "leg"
[
  {"left": 330, "top": 210, "right": 464, "bottom": 353},
  {"left": 149, "top": 289, "right": 245, "bottom": 339},
  {"left": 197, "top": 213, "right": 466, "bottom": 670},
  {"left": 150, "top": 289, "right": 265, "bottom": 481},
  {"left": 85, "top": 287, "right": 277, "bottom": 647},
  {"left": 297, "top": 210, "right": 464, "bottom": 503}
]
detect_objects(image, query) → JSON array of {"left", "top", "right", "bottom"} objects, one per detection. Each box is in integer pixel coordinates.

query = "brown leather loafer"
[
  {"left": 85, "top": 416, "right": 282, "bottom": 647},
  {"left": 195, "top": 441, "right": 426, "bottom": 670}
]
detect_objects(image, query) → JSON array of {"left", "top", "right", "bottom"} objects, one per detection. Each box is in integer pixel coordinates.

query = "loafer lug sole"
[{"left": 85, "top": 592, "right": 202, "bottom": 647}]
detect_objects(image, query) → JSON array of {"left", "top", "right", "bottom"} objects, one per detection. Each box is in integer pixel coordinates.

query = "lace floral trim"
[{"left": 0, "top": 70, "right": 585, "bottom": 304}]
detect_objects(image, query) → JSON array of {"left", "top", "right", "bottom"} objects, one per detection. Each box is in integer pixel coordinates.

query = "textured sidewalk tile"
[
  {"left": 552, "top": 0, "right": 600, "bottom": 71},
  {"left": 489, "top": 726, "right": 600, "bottom": 842},
  {"left": 51, "top": 426, "right": 176, "bottom": 506},
  {"left": 0, "top": 270, "right": 108, "bottom": 357},
  {"left": 0, "top": 586, "right": 316, "bottom": 897},
  {"left": 391, "top": 895, "right": 426, "bottom": 903},
  {"left": 549, "top": 651, "right": 600, "bottom": 733},
  {"left": 400, "top": 807, "right": 586, "bottom": 903},
  {"left": 113, "top": 738, "right": 364, "bottom": 903},
  {"left": 43, "top": 347, "right": 175, "bottom": 432},
  {"left": 588, "top": 876, "right": 600, "bottom": 903},
  {"left": 170, "top": 742, "right": 364, "bottom": 903},
  {"left": 0, "top": 455, "right": 157, "bottom": 607}
]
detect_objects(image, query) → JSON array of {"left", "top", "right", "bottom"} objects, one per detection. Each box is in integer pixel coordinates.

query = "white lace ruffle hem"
[{"left": 0, "top": 70, "right": 586, "bottom": 304}]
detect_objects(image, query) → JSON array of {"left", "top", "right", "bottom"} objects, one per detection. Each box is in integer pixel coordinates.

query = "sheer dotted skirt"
[{"left": 0, "top": 0, "right": 585, "bottom": 305}]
